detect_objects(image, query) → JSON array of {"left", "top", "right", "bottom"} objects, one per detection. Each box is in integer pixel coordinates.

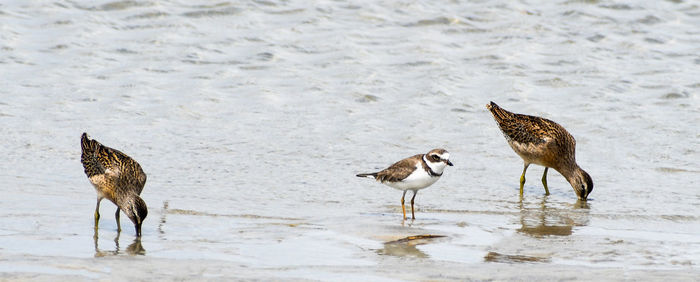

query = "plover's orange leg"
[
  {"left": 541, "top": 167, "right": 550, "bottom": 195},
  {"left": 410, "top": 190, "right": 418, "bottom": 220},
  {"left": 401, "top": 190, "right": 407, "bottom": 220}
]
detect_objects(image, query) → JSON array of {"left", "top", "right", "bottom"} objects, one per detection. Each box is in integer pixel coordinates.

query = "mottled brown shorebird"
[
  {"left": 486, "top": 102, "right": 593, "bottom": 200},
  {"left": 81, "top": 133, "right": 148, "bottom": 236}
]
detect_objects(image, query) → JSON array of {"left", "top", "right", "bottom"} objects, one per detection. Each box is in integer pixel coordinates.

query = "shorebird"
[
  {"left": 356, "top": 149, "right": 453, "bottom": 220},
  {"left": 80, "top": 133, "right": 148, "bottom": 236},
  {"left": 486, "top": 102, "right": 593, "bottom": 200}
]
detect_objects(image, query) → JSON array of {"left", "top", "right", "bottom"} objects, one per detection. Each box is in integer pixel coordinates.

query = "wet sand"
[{"left": 3, "top": 254, "right": 698, "bottom": 281}]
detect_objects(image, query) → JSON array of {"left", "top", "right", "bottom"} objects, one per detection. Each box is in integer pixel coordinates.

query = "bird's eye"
[{"left": 432, "top": 155, "right": 440, "bottom": 160}]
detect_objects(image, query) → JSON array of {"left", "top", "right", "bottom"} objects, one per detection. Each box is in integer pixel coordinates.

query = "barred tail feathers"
[
  {"left": 80, "top": 132, "right": 104, "bottom": 177},
  {"left": 81, "top": 132, "right": 95, "bottom": 155},
  {"left": 486, "top": 101, "right": 512, "bottom": 123}
]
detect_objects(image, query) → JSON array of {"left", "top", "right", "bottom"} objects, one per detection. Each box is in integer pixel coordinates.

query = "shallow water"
[{"left": 1, "top": 0, "right": 699, "bottom": 280}]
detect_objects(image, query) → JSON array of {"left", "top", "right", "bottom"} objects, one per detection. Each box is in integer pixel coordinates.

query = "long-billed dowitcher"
[
  {"left": 486, "top": 102, "right": 593, "bottom": 200},
  {"left": 356, "top": 149, "right": 453, "bottom": 220},
  {"left": 81, "top": 133, "right": 148, "bottom": 236}
]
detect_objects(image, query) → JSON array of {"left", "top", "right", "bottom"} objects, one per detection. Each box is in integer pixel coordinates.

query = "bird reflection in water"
[
  {"left": 517, "top": 196, "right": 590, "bottom": 237},
  {"left": 158, "top": 201, "right": 168, "bottom": 238},
  {"left": 377, "top": 235, "right": 446, "bottom": 258},
  {"left": 93, "top": 227, "right": 146, "bottom": 257}
]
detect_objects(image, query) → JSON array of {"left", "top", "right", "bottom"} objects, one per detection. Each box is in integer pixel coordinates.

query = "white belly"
[{"left": 385, "top": 164, "right": 440, "bottom": 191}]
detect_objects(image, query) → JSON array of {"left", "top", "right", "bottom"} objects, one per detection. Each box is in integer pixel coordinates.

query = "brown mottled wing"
[
  {"left": 116, "top": 152, "right": 147, "bottom": 195},
  {"left": 374, "top": 154, "right": 421, "bottom": 183},
  {"left": 81, "top": 133, "right": 147, "bottom": 194},
  {"left": 503, "top": 114, "right": 562, "bottom": 145},
  {"left": 488, "top": 102, "right": 567, "bottom": 145},
  {"left": 488, "top": 103, "right": 578, "bottom": 169}
]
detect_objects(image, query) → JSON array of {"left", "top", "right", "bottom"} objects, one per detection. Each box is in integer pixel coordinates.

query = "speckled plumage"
[
  {"left": 81, "top": 133, "right": 148, "bottom": 236},
  {"left": 486, "top": 102, "right": 593, "bottom": 200}
]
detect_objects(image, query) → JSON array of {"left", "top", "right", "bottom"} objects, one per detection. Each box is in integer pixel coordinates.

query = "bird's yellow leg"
[
  {"left": 401, "top": 190, "right": 407, "bottom": 220},
  {"left": 94, "top": 198, "right": 102, "bottom": 228},
  {"left": 542, "top": 167, "right": 550, "bottom": 195},
  {"left": 520, "top": 163, "right": 530, "bottom": 197}
]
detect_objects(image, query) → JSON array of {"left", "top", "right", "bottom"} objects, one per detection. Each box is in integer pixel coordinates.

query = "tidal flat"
[{"left": 1, "top": 0, "right": 699, "bottom": 280}]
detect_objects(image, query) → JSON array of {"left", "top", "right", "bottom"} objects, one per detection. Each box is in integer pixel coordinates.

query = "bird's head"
[
  {"left": 425, "top": 148, "right": 453, "bottom": 174},
  {"left": 124, "top": 196, "right": 148, "bottom": 237},
  {"left": 570, "top": 168, "right": 593, "bottom": 200}
]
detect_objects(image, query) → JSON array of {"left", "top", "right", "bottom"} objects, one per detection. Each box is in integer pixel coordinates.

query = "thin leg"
[
  {"left": 541, "top": 167, "right": 550, "bottom": 195},
  {"left": 94, "top": 198, "right": 102, "bottom": 228},
  {"left": 401, "top": 190, "right": 407, "bottom": 220},
  {"left": 410, "top": 190, "right": 418, "bottom": 220},
  {"left": 520, "top": 163, "right": 530, "bottom": 196},
  {"left": 93, "top": 226, "right": 99, "bottom": 253},
  {"left": 115, "top": 208, "right": 121, "bottom": 232}
]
